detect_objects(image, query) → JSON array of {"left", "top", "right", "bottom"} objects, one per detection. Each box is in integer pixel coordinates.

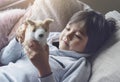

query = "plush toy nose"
[{"left": 39, "top": 34, "right": 44, "bottom": 38}]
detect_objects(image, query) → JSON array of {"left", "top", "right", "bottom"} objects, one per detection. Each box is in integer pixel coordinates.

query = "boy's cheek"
[{"left": 59, "top": 34, "right": 63, "bottom": 40}]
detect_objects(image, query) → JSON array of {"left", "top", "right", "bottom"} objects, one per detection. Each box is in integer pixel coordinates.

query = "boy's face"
[{"left": 59, "top": 21, "right": 88, "bottom": 53}]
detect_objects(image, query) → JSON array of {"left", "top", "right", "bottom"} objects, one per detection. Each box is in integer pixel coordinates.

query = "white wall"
[{"left": 80, "top": 0, "right": 120, "bottom": 14}]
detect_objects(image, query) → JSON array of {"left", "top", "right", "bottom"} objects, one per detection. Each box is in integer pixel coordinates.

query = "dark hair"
[{"left": 68, "top": 10, "right": 116, "bottom": 54}]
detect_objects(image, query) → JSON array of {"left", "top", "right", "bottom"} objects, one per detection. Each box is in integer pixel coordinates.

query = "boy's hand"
[
  {"left": 16, "top": 23, "right": 27, "bottom": 43},
  {"left": 25, "top": 40, "right": 49, "bottom": 64},
  {"left": 24, "top": 40, "right": 51, "bottom": 77}
]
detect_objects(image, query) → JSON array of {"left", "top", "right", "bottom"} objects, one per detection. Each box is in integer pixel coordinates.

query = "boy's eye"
[
  {"left": 65, "top": 27, "right": 70, "bottom": 31},
  {"left": 75, "top": 35, "right": 82, "bottom": 40}
]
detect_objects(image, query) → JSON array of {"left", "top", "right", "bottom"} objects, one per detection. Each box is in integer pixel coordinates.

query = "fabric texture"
[
  {"left": 0, "top": 9, "right": 25, "bottom": 50},
  {"left": 0, "top": 38, "right": 39, "bottom": 82}
]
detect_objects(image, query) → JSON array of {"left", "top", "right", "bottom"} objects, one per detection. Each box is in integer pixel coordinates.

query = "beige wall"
[{"left": 80, "top": 0, "right": 120, "bottom": 14}]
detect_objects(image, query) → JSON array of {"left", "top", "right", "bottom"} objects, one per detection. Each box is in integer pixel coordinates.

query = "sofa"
[{"left": 0, "top": 0, "right": 120, "bottom": 82}]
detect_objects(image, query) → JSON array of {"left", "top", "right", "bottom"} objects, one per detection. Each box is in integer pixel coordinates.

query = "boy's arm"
[
  {"left": 0, "top": 39, "right": 56, "bottom": 82},
  {"left": 0, "top": 38, "right": 23, "bottom": 65},
  {"left": 0, "top": 54, "right": 40, "bottom": 82},
  {"left": 0, "top": 22, "right": 27, "bottom": 65}
]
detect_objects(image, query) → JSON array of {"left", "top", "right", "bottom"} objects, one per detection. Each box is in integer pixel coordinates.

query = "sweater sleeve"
[
  {"left": 0, "top": 55, "right": 40, "bottom": 82},
  {"left": 0, "top": 38, "right": 41, "bottom": 82},
  {"left": 0, "top": 38, "right": 23, "bottom": 65}
]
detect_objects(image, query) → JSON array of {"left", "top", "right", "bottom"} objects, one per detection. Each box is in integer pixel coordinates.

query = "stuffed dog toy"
[
  {"left": 17, "top": 18, "right": 54, "bottom": 51},
  {"left": 24, "top": 18, "right": 53, "bottom": 46}
]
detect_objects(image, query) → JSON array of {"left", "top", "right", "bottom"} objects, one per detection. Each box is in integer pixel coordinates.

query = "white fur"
[
  {"left": 34, "top": 28, "right": 48, "bottom": 45},
  {"left": 25, "top": 25, "right": 48, "bottom": 46}
]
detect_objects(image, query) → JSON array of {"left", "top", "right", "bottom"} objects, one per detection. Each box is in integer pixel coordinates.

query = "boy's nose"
[{"left": 65, "top": 32, "right": 73, "bottom": 41}]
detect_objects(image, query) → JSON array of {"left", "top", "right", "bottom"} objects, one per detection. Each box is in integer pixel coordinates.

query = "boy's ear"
[{"left": 25, "top": 19, "right": 35, "bottom": 26}]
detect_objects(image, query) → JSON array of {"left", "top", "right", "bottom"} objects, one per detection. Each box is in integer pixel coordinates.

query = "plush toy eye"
[{"left": 39, "top": 34, "right": 44, "bottom": 38}]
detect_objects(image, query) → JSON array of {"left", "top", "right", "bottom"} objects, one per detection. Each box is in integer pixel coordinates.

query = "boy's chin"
[{"left": 59, "top": 45, "right": 69, "bottom": 51}]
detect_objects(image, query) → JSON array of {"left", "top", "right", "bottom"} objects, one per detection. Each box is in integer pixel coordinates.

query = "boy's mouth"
[{"left": 62, "top": 39, "right": 69, "bottom": 46}]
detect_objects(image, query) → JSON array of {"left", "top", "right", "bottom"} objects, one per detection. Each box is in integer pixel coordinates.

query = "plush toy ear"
[
  {"left": 42, "top": 18, "right": 54, "bottom": 30},
  {"left": 25, "top": 19, "right": 35, "bottom": 26},
  {"left": 43, "top": 18, "right": 54, "bottom": 26}
]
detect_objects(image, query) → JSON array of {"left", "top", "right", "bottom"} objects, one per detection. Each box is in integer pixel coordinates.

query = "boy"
[{"left": 0, "top": 10, "right": 116, "bottom": 82}]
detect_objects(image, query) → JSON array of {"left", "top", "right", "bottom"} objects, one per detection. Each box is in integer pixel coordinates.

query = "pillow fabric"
[
  {"left": 89, "top": 11, "right": 120, "bottom": 82},
  {"left": 0, "top": 9, "right": 25, "bottom": 50}
]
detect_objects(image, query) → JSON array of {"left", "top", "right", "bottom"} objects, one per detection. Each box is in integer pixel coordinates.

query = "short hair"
[{"left": 68, "top": 10, "right": 116, "bottom": 54}]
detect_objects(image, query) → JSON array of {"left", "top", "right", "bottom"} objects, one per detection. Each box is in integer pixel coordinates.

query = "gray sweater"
[{"left": 0, "top": 32, "right": 91, "bottom": 82}]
